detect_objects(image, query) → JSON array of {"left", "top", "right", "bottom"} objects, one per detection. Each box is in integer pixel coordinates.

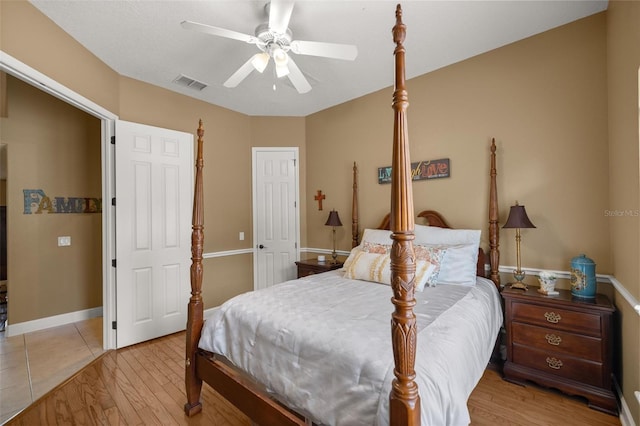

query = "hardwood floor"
[
  {"left": 469, "top": 369, "right": 620, "bottom": 426},
  {"left": 0, "top": 318, "right": 105, "bottom": 423},
  {"left": 3, "top": 329, "right": 621, "bottom": 426},
  {"left": 5, "top": 331, "right": 249, "bottom": 426}
]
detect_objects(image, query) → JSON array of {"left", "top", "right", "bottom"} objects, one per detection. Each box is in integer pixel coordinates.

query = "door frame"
[
  {"left": 251, "top": 147, "right": 300, "bottom": 290},
  {"left": 0, "top": 51, "right": 119, "bottom": 349}
]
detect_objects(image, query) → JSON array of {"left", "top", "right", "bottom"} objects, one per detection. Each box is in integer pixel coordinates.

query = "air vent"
[{"left": 173, "top": 74, "right": 208, "bottom": 91}]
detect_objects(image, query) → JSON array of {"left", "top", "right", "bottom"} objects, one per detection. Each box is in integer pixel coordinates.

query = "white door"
[
  {"left": 253, "top": 148, "right": 299, "bottom": 290},
  {"left": 115, "top": 121, "right": 193, "bottom": 348}
]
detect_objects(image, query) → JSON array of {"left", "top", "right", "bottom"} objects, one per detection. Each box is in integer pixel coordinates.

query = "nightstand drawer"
[
  {"left": 512, "top": 322, "right": 602, "bottom": 362},
  {"left": 512, "top": 302, "right": 602, "bottom": 337},
  {"left": 512, "top": 344, "right": 604, "bottom": 387}
]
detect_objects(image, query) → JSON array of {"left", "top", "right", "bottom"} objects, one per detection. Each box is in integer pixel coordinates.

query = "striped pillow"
[{"left": 343, "top": 250, "right": 437, "bottom": 291}]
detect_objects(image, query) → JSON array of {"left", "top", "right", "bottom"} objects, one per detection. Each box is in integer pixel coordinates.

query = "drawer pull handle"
[
  {"left": 546, "top": 357, "right": 563, "bottom": 370},
  {"left": 544, "top": 311, "right": 562, "bottom": 323},
  {"left": 545, "top": 333, "right": 562, "bottom": 346}
]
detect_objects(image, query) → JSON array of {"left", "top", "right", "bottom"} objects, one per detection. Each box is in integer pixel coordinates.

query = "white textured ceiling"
[{"left": 29, "top": 1, "right": 608, "bottom": 117}]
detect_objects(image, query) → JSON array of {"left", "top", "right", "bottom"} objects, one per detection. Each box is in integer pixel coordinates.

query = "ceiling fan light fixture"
[
  {"left": 275, "top": 63, "right": 290, "bottom": 78},
  {"left": 272, "top": 47, "right": 288, "bottom": 66},
  {"left": 182, "top": 1, "right": 356, "bottom": 95},
  {"left": 251, "top": 52, "right": 270, "bottom": 73}
]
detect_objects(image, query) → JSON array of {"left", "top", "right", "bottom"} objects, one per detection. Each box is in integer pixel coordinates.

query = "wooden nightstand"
[
  {"left": 502, "top": 287, "right": 617, "bottom": 415},
  {"left": 295, "top": 258, "right": 344, "bottom": 278}
]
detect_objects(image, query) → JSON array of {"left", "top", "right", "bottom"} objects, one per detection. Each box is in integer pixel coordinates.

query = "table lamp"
[
  {"left": 503, "top": 202, "right": 536, "bottom": 290},
  {"left": 325, "top": 210, "right": 343, "bottom": 264}
]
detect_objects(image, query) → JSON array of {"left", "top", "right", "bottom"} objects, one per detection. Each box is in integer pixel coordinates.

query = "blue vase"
[{"left": 570, "top": 254, "right": 596, "bottom": 298}]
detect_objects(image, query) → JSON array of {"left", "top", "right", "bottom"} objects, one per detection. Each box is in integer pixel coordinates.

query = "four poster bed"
[{"left": 185, "top": 5, "right": 502, "bottom": 426}]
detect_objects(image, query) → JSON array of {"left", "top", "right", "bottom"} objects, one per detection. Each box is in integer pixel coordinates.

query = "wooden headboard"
[{"left": 375, "top": 210, "right": 486, "bottom": 278}]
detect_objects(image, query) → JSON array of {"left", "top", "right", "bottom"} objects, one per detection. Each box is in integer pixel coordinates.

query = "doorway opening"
[{"left": 0, "top": 51, "right": 117, "bottom": 349}]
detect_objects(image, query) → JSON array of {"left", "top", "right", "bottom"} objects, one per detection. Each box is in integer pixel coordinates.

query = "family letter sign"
[{"left": 23, "top": 189, "right": 102, "bottom": 214}]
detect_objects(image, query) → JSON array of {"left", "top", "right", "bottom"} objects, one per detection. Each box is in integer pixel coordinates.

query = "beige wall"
[
  {"left": 307, "top": 13, "right": 610, "bottom": 276},
  {"left": 117, "top": 78, "right": 306, "bottom": 301},
  {"left": 308, "top": 10, "right": 640, "bottom": 422},
  {"left": 0, "top": 0, "right": 120, "bottom": 113},
  {"left": 0, "top": 1, "right": 307, "bottom": 320},
  {"left": 607, "top": 1, "right": 640, "bottom": 423},
  {"left": 2, "top": 1, "right": 639, "bottom": 420},
  {"left": 1, "top": 76, "right": 102, "bottom": 324},
  {"left": 117, "top": 75, "right": 255, "bottom": 255}
]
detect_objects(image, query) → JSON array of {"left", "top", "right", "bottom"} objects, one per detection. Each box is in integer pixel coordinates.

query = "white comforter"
[{"left": 199, "top": 271, "right": 502, "bottom": 426}]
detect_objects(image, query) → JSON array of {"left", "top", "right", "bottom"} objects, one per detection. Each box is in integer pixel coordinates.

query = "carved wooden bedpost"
[
  {"left": 488, "top": 138, "right": 500, "bottom": 286},
  {"left": 352, "top": 162, "right": 359, "bottom": 248},
  {"left": 185, "top": 120, "right": 205, "bottom": 416},
  {"left": 389, "top": 5, "right": 421, "bottom": 425}
]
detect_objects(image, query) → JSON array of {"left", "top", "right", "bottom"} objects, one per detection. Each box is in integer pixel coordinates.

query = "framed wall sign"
[{"left": 378, "top": 158, "right": 450, "bottom": 184}]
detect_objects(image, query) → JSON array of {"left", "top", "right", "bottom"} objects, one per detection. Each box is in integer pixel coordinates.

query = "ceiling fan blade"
[
  {"left": 224, "top": 54, "right": 262, "bottom": 88},
  {"left": 285, "top": 56, "right": 311, "bottom": 94},
  {"left": 268, "top": 0, "right": 294, "bottom": 34},
  {"left": 290, "top": 40, "right": 358, "bottom": 61},
  {"left": 181, "top": 20, "right": 256, "bottom": 44}
]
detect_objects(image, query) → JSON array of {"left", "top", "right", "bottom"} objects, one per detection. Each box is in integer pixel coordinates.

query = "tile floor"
[{"left": 0, "top": 317, "right": 104, "bottom": 424}]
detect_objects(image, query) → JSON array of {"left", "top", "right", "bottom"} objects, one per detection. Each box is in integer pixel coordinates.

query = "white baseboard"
[
  {"left": 616, "top": 378, "right": 637, "bottom": 426},
  {"left": 6, "top": 306, "right": 103, "bottom": 337}
]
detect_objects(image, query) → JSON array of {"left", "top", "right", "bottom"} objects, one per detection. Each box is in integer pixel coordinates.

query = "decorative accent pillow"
[
  {"left": 342, "top": 246, "right": 362, "bottom": 270},
  {"left": 358, "top": 233, "right": 448, "bottom": 288},
  {"left": 344, "top": 250, "right": 437, "bottom": 292},
  {"left": 344, "top": 251, "right": 392, "bottom": 285},
  {"left": 361, "top": 241, "right": 390, "bottom": 254},
  {"left": 414, "top": 245, "right": 447, "bottom": 287},
  {"left": 415, "top": 258, "right": 438, "bottom": 290},
  {"left": 341, "top": 229, "right": 393, "bottom": 272},
  {"left": 414, "top": 225, "right": 480, "bottom": 286}
]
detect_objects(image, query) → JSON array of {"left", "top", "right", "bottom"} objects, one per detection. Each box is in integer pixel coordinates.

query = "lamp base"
[{"left": 509, "top": 281, "right": 528, "bottom": 290}]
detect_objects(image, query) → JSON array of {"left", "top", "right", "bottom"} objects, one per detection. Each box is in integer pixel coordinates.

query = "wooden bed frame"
[{"left": 184, "top": 5, "right": 500, "bottom": 425}]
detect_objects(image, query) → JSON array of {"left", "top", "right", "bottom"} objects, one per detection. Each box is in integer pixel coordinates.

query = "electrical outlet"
[
  {"left": 239, "top": 232, "right": 245, "bottom": 241},
  {"left": 58, "top": 236, "right": 71, "bottom": 246}
]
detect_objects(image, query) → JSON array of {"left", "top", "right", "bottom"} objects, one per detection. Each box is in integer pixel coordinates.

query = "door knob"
[{"left": 258, "top": 244, "right": 266, "bottom": 249}]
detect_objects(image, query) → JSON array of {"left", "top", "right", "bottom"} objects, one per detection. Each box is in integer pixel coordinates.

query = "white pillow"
[
  {"left": 360, "top": 228, "right": 393, "bottom": 245},
  {"left": 414, "top": 224, "right": 480, "bottom": 246},
  {"left": 414, "top": 225, "right": 480, "bottom": 286}
]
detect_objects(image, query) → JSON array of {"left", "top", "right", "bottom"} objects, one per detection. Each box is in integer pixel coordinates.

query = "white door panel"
[
  {"left": 115, "top": 120, "right": 193, "bottom": 348},
  {"left": 253, "top": 149, "right": 299, "bottom": 290}
]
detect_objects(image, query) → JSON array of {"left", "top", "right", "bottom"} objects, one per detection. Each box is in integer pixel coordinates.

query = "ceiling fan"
[{"left": 181, "top": 0, "right": 358, "bottom": 94}]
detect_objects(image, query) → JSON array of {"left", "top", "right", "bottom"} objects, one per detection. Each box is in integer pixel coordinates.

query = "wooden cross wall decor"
[{"left": 314, "top": 190, "right": 325, "bottom": 210}]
